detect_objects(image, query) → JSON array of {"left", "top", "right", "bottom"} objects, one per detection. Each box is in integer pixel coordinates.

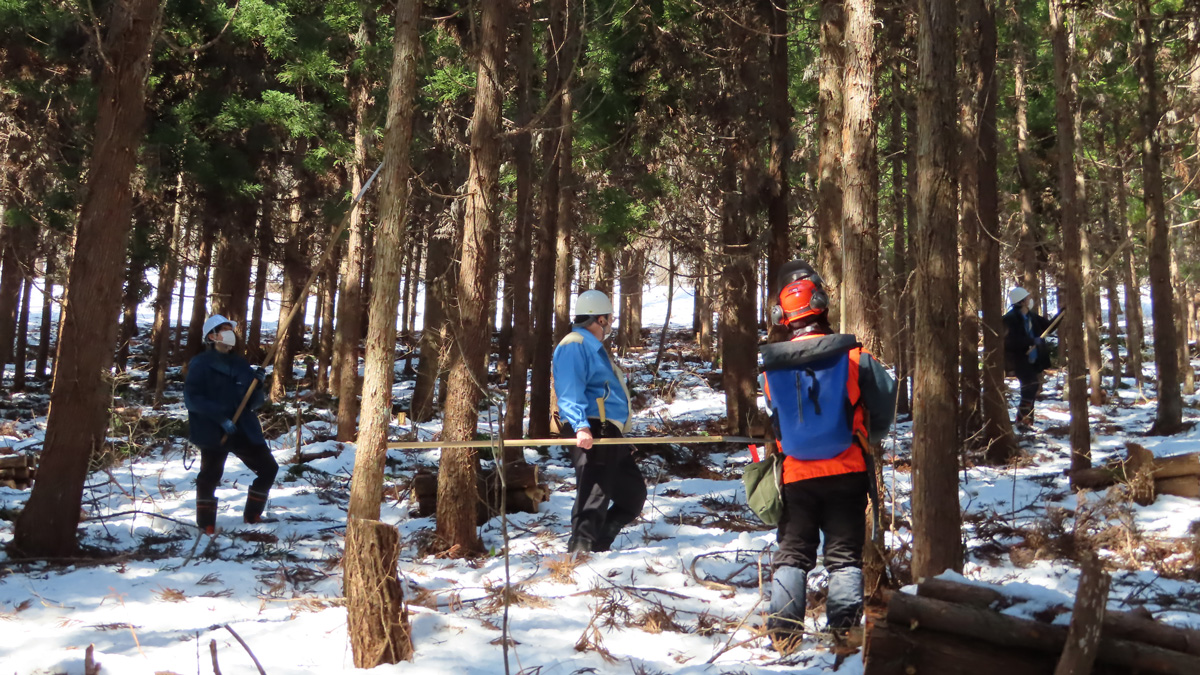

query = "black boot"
[
  {"left": 197, "top": 497, "right": 217, "bottom": 535},
  {"left": 244, "top": 489, "right": 269, "bottom": 524}
]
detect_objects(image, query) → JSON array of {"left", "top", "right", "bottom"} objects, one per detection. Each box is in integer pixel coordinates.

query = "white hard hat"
[
  {"left": 1008, "top": 287, "right": 1031, "bottom": 306},
  {"left": 574, "top": 290, "right": 614, "bottom": 316},
  {"left": 202, "top": 314, "right": 235, "bottom": 338}
]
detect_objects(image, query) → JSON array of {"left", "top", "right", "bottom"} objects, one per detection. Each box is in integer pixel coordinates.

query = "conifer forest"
[{"left": 2, "top": 0, "right": 1200, "bottom": 672}]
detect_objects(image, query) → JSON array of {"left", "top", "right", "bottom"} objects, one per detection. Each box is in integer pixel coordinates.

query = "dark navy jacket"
[{"left": 184, "top": 348, "right": 266, "bottom": 448}]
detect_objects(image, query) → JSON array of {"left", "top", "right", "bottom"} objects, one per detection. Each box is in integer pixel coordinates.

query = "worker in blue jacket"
[
  {"left": 185, "top": 314, "right": 276, "bottom": 533},
  {"left": 552, "top": 290, "right": 647, "bottom": 554}
]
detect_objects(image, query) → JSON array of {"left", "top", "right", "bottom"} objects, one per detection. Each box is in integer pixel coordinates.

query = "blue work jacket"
[
  {"left": 552, "top": 326, "right": 632, "bottom": 432},
  {"left": 184, "top": 348, "right": 267, "bottom": 448}
]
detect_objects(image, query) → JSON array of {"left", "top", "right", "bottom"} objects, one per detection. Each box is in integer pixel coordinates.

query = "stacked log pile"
[
  {"left": 412, "top": 462, "right": 549, "bottom": 523},
  {"left": 865, "top": 576, "right": 1200, "bottom": 674},
  {"left": 1067, "top": 442, "right": 1200, "bottom": 504},
  {"left": 0, "top": 453, "right": 36, "bottom": 489}
]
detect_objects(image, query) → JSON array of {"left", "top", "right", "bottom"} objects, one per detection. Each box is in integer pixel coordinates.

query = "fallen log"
[
  {"left": 0, "top": 455, "right": 30, "bottom": 470},
  {"left": 917, "top": 578, "right": 1200, "bottom": 658},
  {"left": 886, "top": 590, "right": 1200, "bottom": 674},
  {"left": 866, "top": 620, "right": 1057, "bottom": 675},
  {"left": 411, "top": 463, "right": 548, "bottom": 522},
  {"left": 1067, "top": 444, "right": 1200, "bottom": 492},
  {"left": 1157, "top": 475, "right": 1200, "bottom": 499}
]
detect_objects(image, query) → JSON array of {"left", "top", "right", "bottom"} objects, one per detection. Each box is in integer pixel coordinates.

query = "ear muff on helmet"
[{"left": 775, "top": 278, "right": 828, "bottom": 325}]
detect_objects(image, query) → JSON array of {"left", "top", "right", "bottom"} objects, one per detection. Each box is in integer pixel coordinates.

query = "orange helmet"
[
  {"left": 771, "top": 260, "right": 829, "bottom": 325},
  {"left": 775, "top": 278, "right": 829, "bottom": 325}
]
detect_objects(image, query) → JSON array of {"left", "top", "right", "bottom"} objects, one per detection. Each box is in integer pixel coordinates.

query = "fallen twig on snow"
[{"left": 224, "top": 624, "right": 268, "bottom": 675}]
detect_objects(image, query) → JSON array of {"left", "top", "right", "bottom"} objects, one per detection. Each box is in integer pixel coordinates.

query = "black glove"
[
  {"left": 253, "top": 367, "right": 267, "bottom": 384},
  {"left": 221, "top": 419, "right": 238, "bottom": 436}
]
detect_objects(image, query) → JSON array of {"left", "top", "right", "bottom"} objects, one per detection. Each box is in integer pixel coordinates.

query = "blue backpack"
[{"left": 760, "top": 334, "right": 861, "bottom": 461}]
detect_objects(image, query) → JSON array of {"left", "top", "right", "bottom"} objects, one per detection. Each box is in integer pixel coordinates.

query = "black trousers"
[
  {"left": 563, "top": 420, "right": 647, "bottom": 552},
  {"left": 195, "top": 436, "right": 279, "bottom": 503},
  {"left": 1016, "top": 369, "right": 1042, "bottom": 420},
  {"left": 775, "top": 472, "right": 868, "bottom": 573}
]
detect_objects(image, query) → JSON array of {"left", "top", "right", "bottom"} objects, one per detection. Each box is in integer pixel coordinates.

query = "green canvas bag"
[{"left": 743, "top": 451, "right": 783, "bottom": 526}]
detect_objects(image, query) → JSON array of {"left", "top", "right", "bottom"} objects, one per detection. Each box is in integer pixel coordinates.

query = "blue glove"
[
  {"left": 253, "top": 367, "right": 267, "bottom": 384},
  {"left": 221, "top": 419, "right": 238, "bottom": 436}
]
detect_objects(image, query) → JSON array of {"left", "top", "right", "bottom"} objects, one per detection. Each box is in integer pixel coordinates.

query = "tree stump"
[
  {"left": 344, "top": 517, "right": 412, "bottom": 667},
  {"left": 1054, "top": 553, "right": 1110, "bottom": 675}
]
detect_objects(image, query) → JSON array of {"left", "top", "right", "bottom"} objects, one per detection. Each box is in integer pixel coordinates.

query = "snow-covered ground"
[{"left": 0, "top": 280, "right": 1198, "bottom": 674}]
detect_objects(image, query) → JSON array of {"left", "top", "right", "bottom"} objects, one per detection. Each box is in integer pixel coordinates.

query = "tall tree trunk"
[
  {"left": 345, "top": 0, "right": 420, "bottom": 664},
  {"left": 1172, "top": 233, "right": 1194, "bottom": 395},
  {"left": 1051, "top": 0, "right": 1092, "bottom": 470},
  {"left": 12, "top": 0, "right": 161, "bottom": 557},
  {"left": 1136, "top": 0, "right": 1182, "bottom": 434},
  {"left": 889, "top": 27, "right": 910, "bottom": 417},
  {"left": 595, "top": 247, "right": 614, "bottom": 297},
  {"left": 1096, "top": 125, "right": 1122, "bottom": 392},
  {"left": 978, "top": 0, "right": 1018, "bottom": 463},
  {"left": 115, "top": 246, "right": 145, "bottom": 372},
  {"left": 0, "top": 228, "right": 23, "bottom": 369},
  {"left": 410, "top": 225, "right": 451, "bottom": 423},
  {"left": 912, "top": 0, "right": 962, "bottom": 579},
  {"left": 317, "top": 262, "right": 337, "bottom": 393},
  {"left": 527, "top": 0, "right": 566, "bottom": 439},
  {"left": 841, "top": 0, "right": 881, "bottom": 356},
  {"left": 617, "top": 246, "right": 645, "bottom": 355},
  {"left": 1012, "top": 6, "right": 1040, "bottom": 303},
  {"left": 247, "top": 190, "right": 273, "bottom": 363},
  {"left": 1114, "top": 123, "right": 1143, "bottom": 385},
  {"left": 271, "top": 183, "right": 311, "bottom": 400},
  {"left": 653, "top": 249, "right": 676, "bottom": 376},
  {"left": 35, "top": 252, "right": 55, "bottom": 379},
  {"left": 720, "top": 138, "right": 758, "bottom": 435},
  {"left": 765, "top": 0, "right": 791, "bottom": 296},
  {"left": 504, "top": 0, "right": 535, "bottom": 443},
  {"left": 13, "top": 274, "right": 31, "bottom": 390},
  {"left": 437, "top": 0, "right": 506, "bottom": 557},
  {"left": 148, "top": 174, "right": 184, "bottom": 396},
  {"left": 553, "top": 85, "right": 574, "bottom": 343},
  {"left": 174, "top": 235, "right": 187, "bottom": 357},
  {"left": 1074, "top": 58, "right": 1104, "bottom": 407},
  {"left": 697, "top": 227, "right": 715, "bottom": 364},
  {"left": 334, "top": 72, "right": 370, "bottom": 439},
  {"left": 901, "top": 28, "right": 918, "bottom": 417},
  {"left": 186, "top": 223, "right": 214, "bottom": 360},
  {"left": 817, "top": 0, "right": 845, "bottom": 327},
  {"left": 211, "top": 204, "right": 255, "bottom": 332},
  {"left": 959, "top": 0, "right": 983, "bottom": 441}
]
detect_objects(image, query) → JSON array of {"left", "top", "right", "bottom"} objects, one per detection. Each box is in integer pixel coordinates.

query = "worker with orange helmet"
[{"left": 759, "top": 260, "right": 897, "bottom": 644}]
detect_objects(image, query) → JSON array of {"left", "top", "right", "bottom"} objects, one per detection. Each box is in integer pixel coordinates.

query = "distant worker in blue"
[
  {"left": 185, "top": 315, "right": 276, "bottom": 533},
  {"left": 553, "top": 290, "right": 647, "bottom": 554}
]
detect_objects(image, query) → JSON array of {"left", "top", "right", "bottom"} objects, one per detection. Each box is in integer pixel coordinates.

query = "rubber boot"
[
  {"left": 567, "top": 534, "right": 593, "bottom": 554},
  {"left": 767, "top": 566, "right": 807, "bottom": 635},
  {"left": 197, "top": 497, "right": 217, "bottom": 535},
  {"left": 826, "top": 567, "right": 864, "bottom": 630},
  {"left": 243, "top": 489, "right": 269, "bottom": 524},
  {"left": 1016, "top": 400, "right": 1035, "bottom": 428}
]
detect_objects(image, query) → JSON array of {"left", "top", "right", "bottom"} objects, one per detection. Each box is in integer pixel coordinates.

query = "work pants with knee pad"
[{"left": 771, "top": 471, "right": 868, "bottom": 630}]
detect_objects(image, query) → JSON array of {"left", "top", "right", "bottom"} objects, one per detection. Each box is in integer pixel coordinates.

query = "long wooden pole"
[
  {"left": 224, "top": 163, "right": 385, "bottom": 441},
  {"left": 385, "top": 435, "right": 768, "bottom": 451}
]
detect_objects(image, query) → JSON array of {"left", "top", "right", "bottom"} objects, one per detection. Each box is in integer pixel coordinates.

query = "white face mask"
[{"left": 217, "top": 330, "right": 237, "bottom": 347}]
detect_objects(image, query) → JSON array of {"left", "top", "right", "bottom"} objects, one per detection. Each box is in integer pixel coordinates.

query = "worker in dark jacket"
[
  {"left": 760, "top": 261, "right": 897, "bottom": 644},
  {"left": 552, "top": 290, "right": 647, "bottom": 554},
  {"left": 1003, "top": 288, "right": 1053, "bottom": 426},
  {"left": 185, "top": 314, "right": 276, "bottom": 533}
]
